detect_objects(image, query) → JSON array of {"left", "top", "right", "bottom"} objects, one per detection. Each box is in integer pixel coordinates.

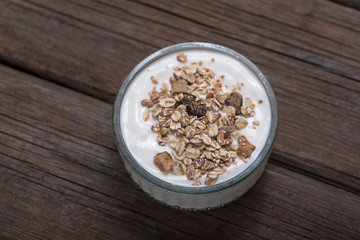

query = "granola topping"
[{"left": 141, "top": 53, "right": 260, "bottom": 186}]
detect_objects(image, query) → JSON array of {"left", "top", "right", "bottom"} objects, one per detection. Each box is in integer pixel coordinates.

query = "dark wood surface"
[{"left": 0, "top": 1, "right": 359, "bottom": 239}]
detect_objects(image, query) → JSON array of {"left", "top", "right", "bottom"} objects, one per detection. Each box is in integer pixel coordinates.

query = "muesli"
[{"left": 141, "top": 53, "right": 257, "bottom": 185}]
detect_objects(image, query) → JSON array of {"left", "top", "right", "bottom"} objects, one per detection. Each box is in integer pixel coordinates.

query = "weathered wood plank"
[
  {"left": 0, "top": 66, "right": 360, "bottom": 239},
  {"left": 1, "top": 0, "right": 359, "bottom": 192},
  {"left": 330, "top": 0, "right": 360, "bottom": 10},
  {"left": 1, "top": 64, "right": 360, "bottom": 239}
]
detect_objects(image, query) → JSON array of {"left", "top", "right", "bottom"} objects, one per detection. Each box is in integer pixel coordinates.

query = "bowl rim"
[{"left": 113, "top": 42, "right": 278, "bottom": 195}]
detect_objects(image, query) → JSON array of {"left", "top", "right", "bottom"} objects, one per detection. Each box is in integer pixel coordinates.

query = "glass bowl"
[{"left": 113, "top": 42, "right": 278, "bottom": 210}]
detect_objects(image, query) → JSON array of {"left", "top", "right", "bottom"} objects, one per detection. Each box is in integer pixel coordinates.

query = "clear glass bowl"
[{"left": 113, "top": 42, "right": 278, "bottom": 210}]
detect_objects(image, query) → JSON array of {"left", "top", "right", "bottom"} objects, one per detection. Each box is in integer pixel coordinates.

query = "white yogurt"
[{"left": 120, "top": 50, "right": 271, "bottom": 187}]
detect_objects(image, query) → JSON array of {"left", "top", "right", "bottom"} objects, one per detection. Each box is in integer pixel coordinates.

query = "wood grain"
[
  {"left": 0, "top": 0, "right": 359, "bottom": 193},
  {"left": 1, "top": 64, "right": 359, "bottom": 239}
]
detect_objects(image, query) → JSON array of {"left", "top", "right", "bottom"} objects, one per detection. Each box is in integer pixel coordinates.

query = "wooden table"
[{"left": 1, "top": 1, "right": 359, "bottom": 239}]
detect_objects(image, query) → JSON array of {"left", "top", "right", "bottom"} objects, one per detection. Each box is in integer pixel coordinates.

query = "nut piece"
[
  {"left": 172, "top": 79, "right": 188, "bottom": 93},
  {"left": 225, "top": 92, "right": 243, "bottom": 115},
  {"left": 216, "top": 94, "right": 228, "bottom": 104},
  {"left": 177, "top": 53, "right": 187, "bottom": 63},
  {"left": 235, "top": 118, "right": 248, "bottom": 129},
  {"left": 154, "top": 152, "right": 174, "bottom": 171},
  {"left": 237, "top": 135, "right": 256, "bottom": 159}
]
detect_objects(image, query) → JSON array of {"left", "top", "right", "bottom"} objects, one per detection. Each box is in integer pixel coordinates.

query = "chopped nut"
[
  {"left": 235, "top": 118, "right": 248, "bottom": 129},
  {"left": 225, "top": 92, "right": 243, "bottom": 115},
  {"left": 237, "top": 135, "right": 256, "bottom": 159},
  {"left": 177, "top": 53, "right": 187, "bottom": 63},
  {"left": 216, "top": 94, "right": 228, "bottom": 104},
  {"left": 171, "top": 79, "right": 188, "bottom": 93},
  {"left": 258, "top": 100, "right": 263, "bottom": 104},
  {"left": 154, "top": 152, "right": 174, "bottom": 171},
  {"left": 141, "top": 99, "right": 154, "bottom": 108}
]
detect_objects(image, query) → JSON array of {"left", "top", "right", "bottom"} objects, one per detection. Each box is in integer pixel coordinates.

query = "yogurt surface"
[{"left": 120, "top": 49, "right": 271, "bottom": 186}]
